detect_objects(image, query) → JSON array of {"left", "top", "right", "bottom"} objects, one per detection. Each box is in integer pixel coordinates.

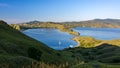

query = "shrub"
[{"left": 28, "top": 47, "right": 42, "bottom": 61}]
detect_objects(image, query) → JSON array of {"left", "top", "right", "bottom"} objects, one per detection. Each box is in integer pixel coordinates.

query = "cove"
[
  {"left": 23, "top": 28, "right": 77, "bottom": 50},
  {"left": 73, "top": 27, "right": 120, "bottom": 40}
]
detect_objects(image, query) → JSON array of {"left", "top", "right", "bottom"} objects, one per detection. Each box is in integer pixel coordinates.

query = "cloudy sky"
[{"left": 0, "top": 0, "right": 120, "bottom": 23}]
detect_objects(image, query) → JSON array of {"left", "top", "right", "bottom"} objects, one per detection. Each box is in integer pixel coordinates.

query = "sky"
[{"left": 0, "top": 0, "right": 120, "bottom": 23}]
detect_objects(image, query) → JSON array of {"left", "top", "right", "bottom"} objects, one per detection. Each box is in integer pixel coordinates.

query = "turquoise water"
[
  {"left": 23, "top": 28, "right": 77, "bottom": 50},
  {"left": 73, "top": 27, "right": 120, "bottom": 40}
]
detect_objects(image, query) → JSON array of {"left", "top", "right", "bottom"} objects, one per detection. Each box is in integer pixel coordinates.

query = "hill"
[
  {"left": 17, "top": 19, "right": 120, "bottom": 33},
  {"left": 26, "top": 20, "right": 42, "bottom": 24},
  {"left": 18, "top": 22, "right": 80, "bottom": 36},
  {"left": 73, "top": 36, "right": 120, "bottom": 48},
  {"left": 64, "top": 43, "right": 120, "bottom": 68},
  {"left": 1, "top": 20, "right": 120, "bottom": 68},
  {"left": 93, "top": 18, "right": 120, "bottom": 23},
  {"left": 63, "top": 19, "right": 120, "bottom": 28},
  {"left": 0, "top": 20, "right": 74, "bottom": 67}
]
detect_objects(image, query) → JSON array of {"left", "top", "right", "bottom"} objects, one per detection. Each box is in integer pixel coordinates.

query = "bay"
[{"left": 23, "top": 28, "right": 77, "bottom": 50}]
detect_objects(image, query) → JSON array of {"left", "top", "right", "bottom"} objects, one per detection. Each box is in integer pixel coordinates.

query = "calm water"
[
  {"left": 23, "top": 28, "right": 120, "bottom": 50},
  {"left": 73, "top": 27, "right": 120, "bottom": 40},
  {"left": 23, "top": 28, "right": 77, "bottom": 50}
]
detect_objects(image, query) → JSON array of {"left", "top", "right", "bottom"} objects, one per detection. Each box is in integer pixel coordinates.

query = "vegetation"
[
  {"left": 63, "top": 19, "right": 120, "bottom": 28},
  {"left": 71, "top": 63, "right": 120, "bottom": 68},
  {"left": 0, "top": 62, "right": 69, "bottom": 68},
  {"left": 15, "top": 19, "right": 120, "bottom": 36},
  {"left": 20, "top": 19, "right": 120, "bottom": 29},
  {"left": 0, "top": 20, "right": 74, "bottom": 66},
  {"left": 10, "top": 24, "right": 20, "bottom": 30},
  {"left": 73, "top": 36, "right": 120, "bottom": 47},
  {"left": 73, "top": 36, "right": 102, "bottom": 47},
  {"left": 28, "top": 47, "right": 42, "bottom": 61},
  {"left": 18, "top": 22, "right": 80, "bottom": 36},
  {"left": 64, "top": 43, "right": 120, "bottom": 68},
  {"left": 1, "top": 20, "right": 120, "bottom": 68}
]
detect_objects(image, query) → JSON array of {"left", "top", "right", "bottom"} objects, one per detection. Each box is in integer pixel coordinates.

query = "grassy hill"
[
  {"left": 0, "top": 20, "right": 75, "bottom": 67},
  {"left": 1, "top": 20, "right": 120, "bottom": 68},
  {"left": 73, "top": 36, "right": 120, "bottom": 48},
  {"left": 65, "top": 43, "right": 120, "bottom": 68},
  {"left": 11, "top": 22, "right": 80, "bottom": 36}
]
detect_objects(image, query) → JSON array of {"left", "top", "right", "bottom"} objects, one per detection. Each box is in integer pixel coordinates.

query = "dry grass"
[{"left": 0, "top": 62, "right": 69, "bottom": 68}]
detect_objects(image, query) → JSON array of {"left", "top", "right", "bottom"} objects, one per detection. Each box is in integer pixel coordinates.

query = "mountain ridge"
[{"left": 22, "top": 18, "right": 120, "bottom": 24}]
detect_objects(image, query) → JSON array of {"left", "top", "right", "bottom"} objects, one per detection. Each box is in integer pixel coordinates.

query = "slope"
[{"left": 0, "top": 20, "right": 67, "bottom": 66}]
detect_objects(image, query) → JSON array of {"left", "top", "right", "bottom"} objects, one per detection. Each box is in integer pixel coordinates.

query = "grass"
[
  {"left": 0, "top": 62, "right": 69, "bottom": 68},
  {"left": 72, "top": 63, "right": 120, "bottom": 68},
  {"left": 18, "top": 22, "right": 80, "bottom": 36},
  {"left": 1, "top": 20, "right": 120, "bottom": 68},
  {"left": 73, "top": 36, "right": 120, "bottom": 48},
  {"left": 0, "top": 20, "right": 72, "bottom": 65}
]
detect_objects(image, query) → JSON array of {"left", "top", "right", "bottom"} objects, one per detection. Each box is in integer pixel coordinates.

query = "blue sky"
[{"left": 0, "top": 0, "right": 120, "bottom": 23}]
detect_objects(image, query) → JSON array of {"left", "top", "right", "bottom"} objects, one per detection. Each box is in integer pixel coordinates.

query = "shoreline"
[
  {"left": 72, "top": 36, "right": 120, "bottom": 48},
  {"left": 72, "top": 37, "right": 80, "bottom": 47},
  {"left": 11, "top": 23, "right": 120, "bottom": 48}
]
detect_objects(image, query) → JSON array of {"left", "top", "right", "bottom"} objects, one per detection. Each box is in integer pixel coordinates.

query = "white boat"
[
  {"left": 70, "top": 45, "right": 73, "bottom": 48},
  {"left": 58, "top": 41, "right": 61, "bottom": 45}
]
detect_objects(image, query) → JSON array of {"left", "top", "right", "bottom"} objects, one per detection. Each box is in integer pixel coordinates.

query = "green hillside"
[
  {"left": 0, "top": 20, "right": 73, "bottom": 67},
  {"left": 65, "top": 43, "right": 120, "bottom": 68},
  {"left": 1, "top": 20, "right": 120, "bottom": 68}
]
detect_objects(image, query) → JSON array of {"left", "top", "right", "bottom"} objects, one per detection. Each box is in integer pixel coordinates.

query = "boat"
[{"left": 58, "top": 41, "right": 61, "bottom": 45}]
